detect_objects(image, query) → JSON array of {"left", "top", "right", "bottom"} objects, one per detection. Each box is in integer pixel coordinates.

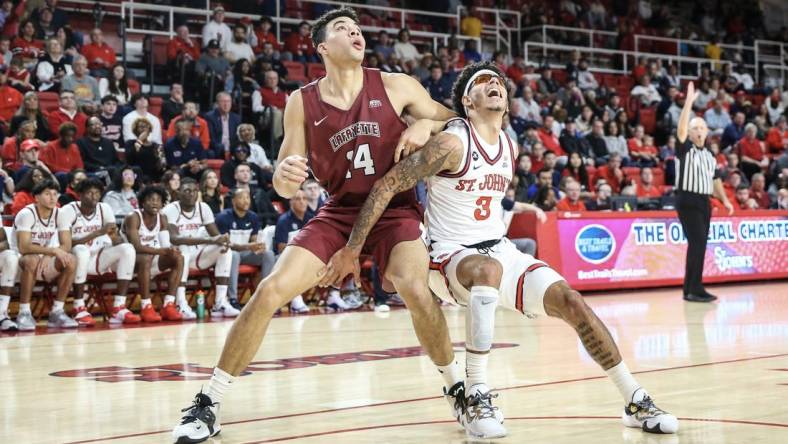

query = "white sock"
[
  {"left": 215, "top": 285, "right": 228, "bottom": 307},
  {"left": 141, "top": 298, "right": 152, "bottom": 308},
  {"left": 176, "top": 287, "right": 187, "bottom": 305},
  {"left": 0, "top": 295, "right": 9, "bottom": 315},
  {"left": 73, "top": 298, "right": 85, "bottom": 309},
  {"left": 466, "top": 351, "right": 490, "bottom": 389},
  {"left": 164, "top": 295, "right": 176, "bottom": 305},
  {"left": 437, "top": 358, "right": 463, "bottom": 388},
  {"left": 19, "top": 303, "right": 31, "bottom": 314},
  {"left": 113, "top": 295, "right": 127, "bottom": 308},
  {"left": 206, "top": 367, "right": 235, "bottom": 404},
  {"left": 605, "top": 361, "right": 640, "bottom": 402},
  {"left": 52, "top": 300, "right": 65, "bottom": 312}
]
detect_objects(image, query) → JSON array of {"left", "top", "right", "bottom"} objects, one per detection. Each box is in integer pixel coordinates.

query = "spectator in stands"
[
  {"left": 54, "top": 25, "right": 79, "bottom": 62},
  {"left": 124, "top": 117, "right": 164, "bottom": 182},
  {"left": 223, "top": 162, "right": 278, "bottom": 226},
  {"left": 199, "top": 169, "right": 223, "bottom": 214},
  {"left": 460, "top": 6, "right": 482, "bottom": 38},
  {"left": 61, "top": 55, "right": 99, "bottom": 112},
  {"left": 11, "top": 137, "right": 49, "bottom": 183},
  {"left": 722, "top": 152, "right": 744, "bottom": 181},
  {"left": 462, "top": 39, "right": 481, "bottom": 64},
  {"left": 586, "top": 119, "right": 608, "bottom": 165},
  {"left": 563, "top": 151, "right": 592, "bottom": 192},
  {"left": 603, "top": 120, "right": 629, "bottom": 166},
  {"left": 0, "top": 65, "right": 22, "bottom": 124},
  {"left": 734, "top": 183, "right": 758, "bottom": 211},
  {"left": 98, "top": 95, "right": 122, "bottom": 151},
  {"left": 161, "top": 170, "right": 180, "bottom": 203},
  {"left": 560, "top": 121, "right": 592, "bottom": 162},
  {"left": 556, "top": 179, "right": 586, "bottom": 211},
  {"left": 11, "top": 165, "right": 49, "bottom": 214},
  {"left": 164, "top": 120, "right": 206, "bottom": 181},
  {"left": 749, "top": 173, "right": 771, "bottom": 209},
  {"left": 205, "top": 91, "right": 240, "bottom": 158},
  {"left": 12, "top": 20, "right": 44, "bottom": 69},
  {"left": 40, "top": 121, "right": 82, "bottom": 182},
  {"left": 35, "top": 36, "right": 70, "bottom": 92},
  {"left": 631, "top": 74, "right": 661, "bottom": 106},
  {"left": 704, "top": 100, "right": 732, "bottom": 136},
  {"left": 161, "top": 83, "right": 184, "bottom": 129},
  {"left": 721, "top": 111, "right": 746, "bottom": 150},
  {"left": 2, "top": 120, "right": 39, "bottom": 172},
  {"left": 0, "top": 1, "right": 12, "bottom": 33},
  {"left": 586, "top": 182, "right": 613, "bottom": 211},
  {"left": 302, "top": 178, "right": 325, "bottom": 214},
  {"left": 167, "top": 25, "right": 200, "bottom": 88},
  {"left": 394, "top": 28, "right": 420, "bottom": 65},
  {"left": 80, "top": 28, "right": 115, "bottom": 77},
  {"left": 284, "top": 21, "right": 317, "bottom": 63},
  {"left": 252, "top": 69, "right": 286, "bottom": 141},
  {"left": 77, "top": 116, "right": 116, "bottom": 177},
  {"left": 738, "top": 123, "right": 768, "bottom": 180},
  {"left": 637, "top": 167, "right": 664, "bottom": 199},
  {"left": 604, "top": 94, "right": 624, "bottom": 120},
  {"left": 166, "top": 101, "right": 210, "bottom": 151},
  {"left": 56, "top": 168, "right": 84, "bottom": 206},
  {"left": 225, "top": 59, "right": 258, "bottom": 115},
  {"left": 628, "top": 125, "right": 658, "bottom": 167},
  {"left": 513, "top": 153, "right": 535, "bottom": 202},
  {"left": 47, "top": 89, "right": 87, "bottom": 139},
  {"left": 196, "top": 39, "right": 231, "bottom": 99},
  {"left": 422, "top": 63, "right": 452, "bottom": 107},
  {"left": 220, "top": 143, "right": 264, "bottom": 188},
  {"left": 252, "top": 17, "right": 279, "bottom": 54},
  {"left": 7, "top": 56, "right": 34, "bottom": 93},
  {"left": 121, "top": 93, "right": 162, "bottom": 144},
  {"left": 527, "top": 167, "right": 559, "bottom": 201},
  {"left": 201, "top": 6, "right": 231, "bottom": 49},
  {"left": 0, "top": 36, "right": 11, "bottom": 66},
  {"left": 594, "top": 153, "right": 625, "bottom": 193},
  {"left": 511, "top": 86, "right": 542, "bottom": 125},
  {"left": 576, "top": 59, "right": 598, "bottom": 93},
  {"left": 10, "top": 91, "right": 51, "bottom": 141},
  {"left": 694, "top": 80, "right": 715, "bottom": 111},
  {"left": 236, "top": 123, "right": 272, "bottom": 173},
  {"left": 732, "top": 65, "right": 755, "bottom": 92},
  {"left": 216, "top": 187, "right": 275, "bottom": 309},
  {"left": 661, "top": 63, "right": 680, "bottom": 91},
  {"left": 574, "top": 105, "right": 594, "bottom": 136},
  {"left": 224, "top": 24, "right": 255, "bottom": 65},
  {"left": 766, "top": 116, "right": 787, "bottom": 155},
  {"left": 615, "top": 110, "right": 634, "bottom": 138},
  {"left": 533, "top": 184, "right": 557, "bottom": 211},
  {"left": 504, "top": 54, "right": 526, "bottom": 86},
  {"left": 373, "top": 30, "right": 394, "bottom": 61},
  {"left": 537, "top": 114, "right": 563, "bottom": 154},
  {"left": 98, "top": 63, "right": 132, "bottom": 107},
  {"left": 273, "top": 188, "right": 312, "bottom": 254},
  {"left": 102, "top": 165, "right": 139, "bottom": 216},
  {"left": 765, "top": 89, "right": 786, "bottom": 125}
]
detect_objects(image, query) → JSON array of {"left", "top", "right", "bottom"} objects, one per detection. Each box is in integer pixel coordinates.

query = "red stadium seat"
[
  {"left": 148, "top": 96, "right": 162, "bottom": 118},
  {"left": 205, "top": 159, "right": 224, "bottom": 172},
  {"left": 151, "top": 36, "right": 169, "bottom": 66},
  {"left": 128, "top": 78, "right": 141, "bottom": 94},
  {"left": 283, "top": 61, "right": 307, "bottom": 83},
  {"left": 652, "top": 168, "right": 665, "bottom": 187},
  {"left": 640, "top": 106, "right": 657, "bottom": 134},
  {"left": 37, "top": 91, "right": 59, "bottom": 113}
]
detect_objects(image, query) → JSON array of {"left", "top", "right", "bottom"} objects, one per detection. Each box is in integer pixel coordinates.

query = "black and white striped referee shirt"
[{"left": 675, "top": 139, "right": 721, "bottom": 195}]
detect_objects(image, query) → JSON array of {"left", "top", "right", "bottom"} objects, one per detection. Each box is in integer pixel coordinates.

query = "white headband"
[{"left": 463, "top": 69, "right": 500, "bottom": 98}]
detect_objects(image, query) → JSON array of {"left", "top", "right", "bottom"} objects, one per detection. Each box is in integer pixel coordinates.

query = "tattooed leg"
[{"left": 542, "top": 281, "right": 621, "bottom": 370}]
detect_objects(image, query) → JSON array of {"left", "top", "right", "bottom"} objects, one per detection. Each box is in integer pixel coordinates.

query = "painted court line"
[{"left": 63, "top": 351, "right": 788, "bottom": 444}]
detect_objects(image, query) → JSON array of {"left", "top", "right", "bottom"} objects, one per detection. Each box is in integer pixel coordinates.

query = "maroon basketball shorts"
[{"left": 290, "top": 205, "right": 423, "bottom": 274}]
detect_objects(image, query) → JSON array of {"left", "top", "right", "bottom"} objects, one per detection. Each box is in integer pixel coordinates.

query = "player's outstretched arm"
[
  {"left": 273, "top": 90, "right": 310, "bottom": 199},
  {"left": 318, "top": 132, "right": 464, "bottom": 287}
]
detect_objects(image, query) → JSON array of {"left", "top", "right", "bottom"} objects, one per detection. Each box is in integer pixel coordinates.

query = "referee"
[{"left": 675, "top": 82, "right": 734, "bottom": 303}]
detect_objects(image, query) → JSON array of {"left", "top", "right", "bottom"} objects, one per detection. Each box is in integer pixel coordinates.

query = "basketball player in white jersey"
[
  {"left": 57, "top": 178, "right": 139, "bottom": 326},
  {"left": 123, "top": 185, "right": 186, "bottom": 322},
  {"left": 325, "top": 62, "right": 678, "bottom": 437},
  {"left": 0, "top": 228, "right": 21, "bottom": 331},
  {"left": 161, "top": 178, "right": 239, "bottom": 318},
  {"left": 14, "top": 179, "right": 78, "bottom": 330}
]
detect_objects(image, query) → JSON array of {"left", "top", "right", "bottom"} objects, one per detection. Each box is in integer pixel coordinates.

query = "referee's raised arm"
[{"left": 676, "top": 82, "right": 696, "bottom": 144}]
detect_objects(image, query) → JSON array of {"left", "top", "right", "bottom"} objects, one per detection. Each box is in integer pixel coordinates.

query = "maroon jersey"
[{"left": 301, "top": 67, "right": 417, "bottom": 209}]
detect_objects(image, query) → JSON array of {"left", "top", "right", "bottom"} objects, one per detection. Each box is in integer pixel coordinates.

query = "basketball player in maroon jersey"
[{"left": 173, "top": 8, "right": 462, "bottom": 443}]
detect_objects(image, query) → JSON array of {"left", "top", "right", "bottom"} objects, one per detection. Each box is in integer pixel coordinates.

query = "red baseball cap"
[{"left": 20, "top": 140, "right": 39, "bottom": 152}]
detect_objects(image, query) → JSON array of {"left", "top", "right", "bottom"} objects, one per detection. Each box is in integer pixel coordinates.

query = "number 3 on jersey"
[
  {"left": 345, "top": 143, "right": 376, "bottom": 179},
  {"left": 474, "top": 196, "right": 492, "bottom": 221}
]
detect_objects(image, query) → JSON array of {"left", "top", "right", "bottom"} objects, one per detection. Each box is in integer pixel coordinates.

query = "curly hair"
[
  {"left": 450, "top": 61, "right": 505, "bottom": 119},
  {"left": 311, "top": 7, "right": 359, "bottom": 48},
  {"left": 138, "top": 185, "right": 168, "bottom": 206}
]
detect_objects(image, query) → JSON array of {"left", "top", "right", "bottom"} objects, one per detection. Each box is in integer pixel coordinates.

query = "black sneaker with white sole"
[{"left": 172, "top": 392, "right": 221, "bottom": 444}]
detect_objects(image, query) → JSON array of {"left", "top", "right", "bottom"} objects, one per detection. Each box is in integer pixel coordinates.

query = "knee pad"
[
  {"left": 214, "top": 249, "right": 233, "bottom": 278},
  {"left": 0, "top": 251, "right": 19, "bottom": 287},
  {"left": 72, "top": 244, "right": 91, "bottom": 284},
  {"left": 115, "top": 244, "right": 137, "bottom": 281},
  {"left": 466, "top": 286, "right": 499, "bottom": 352}
]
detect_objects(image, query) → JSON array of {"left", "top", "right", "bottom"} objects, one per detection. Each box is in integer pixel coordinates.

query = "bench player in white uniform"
[
  {"left": 58, "top": 178, "right": 139, "bottom": 326},
  {"left": 14, "top": 179, "right": 78, "bottom": 330},
  {"left": 324, "top": 63, "right": 678, "bottom": 438},
  {"left": 161, "top": 178, "right": 239, "bottom": 318},
  {"left": 0, "top": 228, "right": 20, "bottom": 331},
  {"left": 123, "top": 185, "right": 186, "bottom": 322}
]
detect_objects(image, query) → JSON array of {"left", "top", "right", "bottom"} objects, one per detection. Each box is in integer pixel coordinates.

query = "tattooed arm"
[{"left": 317, "top": 132, "right": 465, "bottom": 286}]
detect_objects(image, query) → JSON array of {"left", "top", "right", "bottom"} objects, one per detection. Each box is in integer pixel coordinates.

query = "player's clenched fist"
[{"left": 279, "top": 155, "right": 309, "bottom": 184}]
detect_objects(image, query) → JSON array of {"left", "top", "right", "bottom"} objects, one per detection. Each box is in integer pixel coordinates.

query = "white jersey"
[
  {"left": 161, "top": 201, "right": 214, "bottom": 238},
  {"left": 425, "top": 118, "right": 516, "bottom": 245},
  {"left": 57, "top": 202, "right": 115, "bottom": 252},
  {"left": 130, "top": 210, "right": 163, "bottom": 248},
  {"left": 14, "top": 204, "right": 65, "bottom": 247}
]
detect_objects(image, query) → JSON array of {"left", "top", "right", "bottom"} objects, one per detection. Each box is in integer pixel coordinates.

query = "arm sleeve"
[
  {"left": 676, "top": 139, "right": 690, "bottom": 158},
  {"left": 252, "top": 90, "right": 264, "bottom": 113}
]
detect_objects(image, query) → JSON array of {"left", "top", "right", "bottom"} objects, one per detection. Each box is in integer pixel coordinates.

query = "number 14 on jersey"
[{"left": 345, "top": 143, "right": 376, "bottom": 179}]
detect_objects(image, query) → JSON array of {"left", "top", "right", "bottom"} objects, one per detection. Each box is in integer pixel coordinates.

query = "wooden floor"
[{"left": 1, "top": 281, "right": 787, "bottom": 443}]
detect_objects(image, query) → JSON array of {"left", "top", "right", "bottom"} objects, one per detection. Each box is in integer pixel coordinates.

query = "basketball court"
[{"left": 2, "top": 280, "right": 787, "bottom": 443}]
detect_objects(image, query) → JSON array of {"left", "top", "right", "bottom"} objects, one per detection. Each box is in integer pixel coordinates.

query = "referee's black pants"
[{"left": 676, "top": 191, "right": 711, "bottom": 295}]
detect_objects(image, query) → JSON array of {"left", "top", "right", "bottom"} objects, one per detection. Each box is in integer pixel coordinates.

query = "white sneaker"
[
  {"left": 1, "top": 316, "right": 18, "bottom": 332},
  {"left": 47, "top": 310, "right": 78, "bottom": 328},
  {"left": 326, "top": 289, "right": 350, "bottom": 310},
  {"left": 342, "top": 290, "right": 365, "bottom": 309},
  {"left": 374, "top": 303, "right": 390, "bottom": 313},
  {"left": 172, "top": 392, "right": 221, "bottom": 443},
  {"left": 178, "top": 304, "right": 197, "bottom": 320},
  {"left": 211, "top": 302, "right": 240, "bottom": 318},
  {"left": 15, "top": 311, "right": 36, "bottom": 331},
  {"left": 622, "top": 388, "right": 678, "bottom": 434},
  {"left": 290, "top": 295, "right": 309, "bottom": 313},
  {"left": 462, "top": 384, "right": 507, "bottom": 439}
]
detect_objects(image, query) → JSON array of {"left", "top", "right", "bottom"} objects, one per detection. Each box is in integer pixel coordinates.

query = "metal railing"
[
  {"left": 633, "top": 34, "right": 755, "bottom": 67},
  {"left": 755, "top": 40, "right": 788, "bottom": 83},
  {"left": 762, "top": 64, "right": 788, "bottom": 88},
  {"left": 456, "top": 5, "right": 521, "bottom": 54},
  {"left": 522, "top": 24, "right": 618, "bottom": 57}
]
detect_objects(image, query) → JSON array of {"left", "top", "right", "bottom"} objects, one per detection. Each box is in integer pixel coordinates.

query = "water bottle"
[{"left": 196, "top": 291, "right": 205, "bottom": 319}]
